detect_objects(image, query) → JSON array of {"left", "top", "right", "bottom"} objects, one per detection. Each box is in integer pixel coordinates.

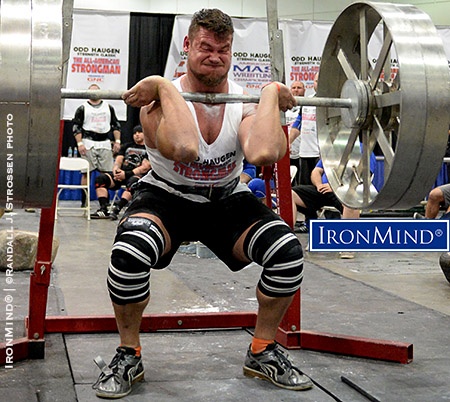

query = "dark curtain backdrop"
[
  {"left": 62, "top": 13, "right": 175, "bottom": 155},
  {"left": 122, "top": 13, "right": 175, "bottom": 143}
]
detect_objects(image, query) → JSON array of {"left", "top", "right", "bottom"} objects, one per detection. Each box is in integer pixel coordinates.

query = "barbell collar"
[{"left": 61, "top": 88, "right": 353, "bottom": 108}]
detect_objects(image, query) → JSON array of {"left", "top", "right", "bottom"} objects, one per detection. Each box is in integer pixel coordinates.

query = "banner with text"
[
  {"left": 63, "top": 11, "right": 130, "bottom": 121},
  {"left": 164, "top": 16, "right": 450, "bottom": 97}
]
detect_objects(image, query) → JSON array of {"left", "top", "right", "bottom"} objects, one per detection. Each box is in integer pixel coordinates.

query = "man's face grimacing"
[{"left": 184, "top": 27, "right": 233, "bottom": 87}]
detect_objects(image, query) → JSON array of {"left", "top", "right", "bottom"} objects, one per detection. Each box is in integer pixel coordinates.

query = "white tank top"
[
  {"left": 299, "top": 101, "right": 320, "bottom": 157},
  {"left": 82, "top": 101, "right": 111, "bottom": 134},
  {"left": 142, "top": 77, "right": 249, "bottom": 201},
  {"left": 286, "top": 106, "right": 301, "bottom": 159}
]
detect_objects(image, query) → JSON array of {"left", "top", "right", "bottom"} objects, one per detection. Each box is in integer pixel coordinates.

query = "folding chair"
[
  {"left": 55, "top": 157, "right": 91, "bottom": 220},
  {"left": 108, "top": 185, "right": 127, "bottom": 213},
  {"left": 290, "top": 165, "right": 298, "bottom": 183},
  {"left": 317, "top": 205, "right": 341, "bottom": 219}
]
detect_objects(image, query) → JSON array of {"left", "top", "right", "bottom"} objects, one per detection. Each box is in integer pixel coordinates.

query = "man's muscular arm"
[
  {"left": 311, "top": 167, "right": 324, "bottom": 188},
  {"left": 312, "top": 167, "right": 332, "bottom": 194},
  {"left": 239, "top": 82, "right": 295, "bottom": 166},
  {"left": 122, "top": 76, "right": 199, "bottom": 162}
]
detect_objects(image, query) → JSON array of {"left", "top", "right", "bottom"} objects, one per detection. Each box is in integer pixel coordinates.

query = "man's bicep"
[
  {"left": 243, "top": 102, "right": 257, "bottom": 118},
  {"left": 238, "top": 103, "right": 257, "bottom": 140},
  {"left": 238, "top": 113, "right": 255, "bottom": 151}
]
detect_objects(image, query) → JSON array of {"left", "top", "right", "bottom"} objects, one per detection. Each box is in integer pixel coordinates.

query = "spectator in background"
[
  {"left": 287, "top": 81, "right": 305, "bottom": 186},
  {"left": 90, "top": 125, "right": 151, "bottom": 220},
  {"left": 292, "top": 158, "right": 362, "bottom": 259},
  {"left": 292, "top": 159, "right": 360, "bottom": 225},
  {"left": 240, "top": 159, "right": 256, "bottom": 184},
  {"left": 248, "top": 176, "right": 277, "bottom": 209},
  {"left": 292, "top": 146, "right": 377, "bottom": 224},
  {"left": 289, "top": 72, "right": 320, "bottom": 185},
  {"left": 414, "top": 183, "right": 450, "bottom": 220},
  {"left": 73, "top": 84, "right": 122, "bottom": 207},
  {"left": 414, "top": 126, "right": 450, "bottom": 220}
]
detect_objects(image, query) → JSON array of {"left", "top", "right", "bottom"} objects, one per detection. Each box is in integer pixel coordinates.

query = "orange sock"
[
  {"left": 251, "top": 337, "right": 274, "bottom": 354},
  {"left": 120, "top": 345, "right": 141, "bottom": 357}
]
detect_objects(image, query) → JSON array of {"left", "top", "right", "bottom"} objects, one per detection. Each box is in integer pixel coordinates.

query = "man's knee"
[
  {"left": 244, "top": 218, "right": 304, "bottom": 298},
  {"left": 108, "top": 216, "right": 165, "bottom": 305},
  {"left": 428, "top": 187, "right": 445, "bottom": 204},
  {"left": 95, "top": 173, "right": 113, "bottom": 189},
  {"left": 126, "top": 175, "right": 140, "bottom": 192}
]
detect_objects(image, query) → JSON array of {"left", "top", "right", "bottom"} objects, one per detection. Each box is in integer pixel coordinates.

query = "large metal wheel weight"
[{"left": 317, "top": 1, "right": 449, "bottom": 210}]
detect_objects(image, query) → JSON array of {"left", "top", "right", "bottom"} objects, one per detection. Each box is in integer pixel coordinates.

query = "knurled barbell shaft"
[
  {"left": 61, "top": 89, "right": 125, "bottom": 100},
  {"left": 60, "top": 88, "right": 353, "bottom": 108}
]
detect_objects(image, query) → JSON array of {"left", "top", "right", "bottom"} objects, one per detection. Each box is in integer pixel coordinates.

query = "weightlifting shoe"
[
  {"left": 243, "top": 343, "right": 313, "bottom": 391},
  {"left": 92, "top": 346, "right": 144, "bottom": 399},
  {"left": 294, "top": 223, "right": 309, "bottom": 233},
  {"left": 90, "top": 208, "right": 110, "bottom": 219}
]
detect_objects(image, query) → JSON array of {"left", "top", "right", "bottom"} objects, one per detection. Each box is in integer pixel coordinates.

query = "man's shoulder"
[{"left": 172, "top": 76, "right": 183, "bottom": 91}]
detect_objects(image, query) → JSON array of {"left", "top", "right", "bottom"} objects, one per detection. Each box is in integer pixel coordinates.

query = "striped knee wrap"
[
  {"left": 244, "top": 219, "right": 304, "bottom": 297},
  {"left": 108, "top": 216, "right": 165, "bottom": 305}
]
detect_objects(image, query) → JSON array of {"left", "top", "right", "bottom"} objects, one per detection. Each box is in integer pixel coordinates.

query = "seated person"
[
  {"left": 247, "top": 165, "right": 297, "bottom": 209},
  {"left": 292, "top": 159, "right": 362, "bottom": 259},
  {"left": 292, "top": 143, "right": 377, "bottom": 229},
  {"left": 241, "top": 159, "right": 256, "bottom": 184},
  {"left": 414, "top": 183, "right": 450, "bottom": 220},
  {"left": 91, "top": 125, "right": 151, "bottom": 220},
  {"left": 292, "top": 159, "right": 361, "bottom": 231},
  {"left": 417, "top": 126, "right": 450, "bottom": 219},
  {"left": 248, "top": 177, "right": 277, "bottom": 209}
]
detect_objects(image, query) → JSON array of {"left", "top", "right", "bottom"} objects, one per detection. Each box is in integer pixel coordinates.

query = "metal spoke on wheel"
[
  {"left": 359, "top": 7, "right": 369, "bottom": 80},
  {"left": 369, "top": 29, "right": 392, "bottom": 90}
]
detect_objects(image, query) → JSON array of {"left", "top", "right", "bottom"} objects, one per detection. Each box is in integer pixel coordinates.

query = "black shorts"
[
  {"left": 122, "top": 183, "right": 282, "bottom": 271},
  {"left": 292, "top": 185, "right": 342, "bottom": 218},
  {"left": 103, "top": 173, "right": 140, "bottom": 191}
]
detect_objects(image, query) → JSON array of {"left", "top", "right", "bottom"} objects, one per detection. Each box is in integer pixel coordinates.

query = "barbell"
[
  {"left": 61, "top": 89, "right": 355, "bottom": 108},
  {"left": 0, "top": 0, "right": 449, "bottom": 210}
]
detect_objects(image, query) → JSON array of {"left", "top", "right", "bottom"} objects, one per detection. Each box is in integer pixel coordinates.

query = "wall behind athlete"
[{"left": 73, "top": 0, "right": 450, "bottom": 26}]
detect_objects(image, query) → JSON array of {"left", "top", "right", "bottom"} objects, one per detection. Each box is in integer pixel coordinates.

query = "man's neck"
[{"left": 88, "top": 99, "right": 102, "bottom": 106}]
